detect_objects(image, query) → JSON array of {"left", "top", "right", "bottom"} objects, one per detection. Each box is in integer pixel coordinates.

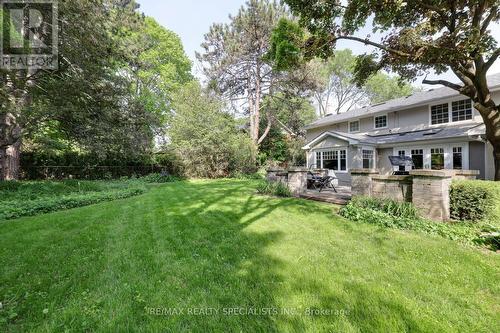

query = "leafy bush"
[
  {"left": 346, "top": 197, "right": 418, "bottom": 219},
  {"left": 20, "top": 151, "right": 174, "bottom": 180},
  {"left": 140, "top": 173, "right": 180, "bottom": 183},
  {"left": 256, "top": 180, "right": 292, "bottom": 197},
  {"left": 170, "top": 83, "right": 257, "bottom": 178},
  {"left": 0, "top": 188, "right": 146, "bottom": 221},
  {"left": 339, "top": 197, "right": 482, "bottom": 246},
  {"left": 450, "top": 180, "right": 500, "bottom": 224}
]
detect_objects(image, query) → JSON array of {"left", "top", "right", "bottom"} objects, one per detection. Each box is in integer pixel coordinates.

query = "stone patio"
[{"left": 299, "top": 186, "right": 352, "bottom": 205}]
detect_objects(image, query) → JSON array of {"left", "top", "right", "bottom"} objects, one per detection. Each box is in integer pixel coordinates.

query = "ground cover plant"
[
  {"left": 0, "top": 174, "right": 177, "bottom": 221},
  {"left": 256, "top": 180, "right": 292, "bottom": 197},
  {"left": 340, "top": 196, "right": 500, "bottom": 250},
  {"left": 0, "top": 179, "right": 498, "bottom": 332}
]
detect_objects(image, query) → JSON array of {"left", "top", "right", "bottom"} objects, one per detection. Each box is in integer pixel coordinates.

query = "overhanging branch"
[
  {"left": 485, "top": 48, "right": 500, "bottom": 71},
  {"left": 333, "top": 36, "right": 412, "bottom": 58},
  {"left": 422, "top": 78, "right": 463, "bottom": 91}
]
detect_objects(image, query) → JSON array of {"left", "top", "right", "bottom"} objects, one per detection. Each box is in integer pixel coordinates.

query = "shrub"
[
  {"left": 170, "top": 82, "right": 257, "bottom": 178},
  {"left": 140, "top": 173, "right": 180, "bottom": 183},
  {"left": 339, "top": 196, "right": 481, "bottom": 246},
  {"left": 256, "top": 180, "right": 292, "bottom": 197},
  {"left": 347, "top": 197, "right": 418, "bottom": 219},
  {"left": 450, "top": 180, "right": 500, "bottom": 224}
]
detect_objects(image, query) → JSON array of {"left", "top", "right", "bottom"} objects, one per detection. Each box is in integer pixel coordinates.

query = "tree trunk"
[
  {"left": 475, "top": 101, "right": 500, "bottom": 181},
  {"left": 494, "top": 144, "right": 500, "bottom": 181},
  {"left": 0, "top": 140, "right": 21, "bottom": 180}
]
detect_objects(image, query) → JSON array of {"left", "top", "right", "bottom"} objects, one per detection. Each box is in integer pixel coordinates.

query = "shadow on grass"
[{"left": 0, "top": 179, "right": 496, "bottom": 332}]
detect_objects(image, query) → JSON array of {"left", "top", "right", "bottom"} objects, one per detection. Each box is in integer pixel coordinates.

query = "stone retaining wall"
[
  {"left": 266, "top": 169, "right": 288, "bottom": 184},
  {"left": 371, "top": 175, "right": 413, "bottom": 202},
  {"left": 350, "top": 169, "right": 480, "bottom": 221},
  {"left": 351, "top": 169, "right": 378, "bottom": 197},
  {"left": 266, "top": 168, "right": 330, "bottom": 197},
  {"left": 410, "top": 170, "right": 455, "bottom": 221}
]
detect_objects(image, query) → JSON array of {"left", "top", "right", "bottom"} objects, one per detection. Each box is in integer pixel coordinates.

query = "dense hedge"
[
  {"left": 450, "top": 180, "right": 500, "bottom": 224},
  {"left": 19, "top": 151, "right": 178, "bottom": 180}
]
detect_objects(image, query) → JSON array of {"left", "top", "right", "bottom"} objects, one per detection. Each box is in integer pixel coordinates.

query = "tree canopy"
[
  {"left": 271, "top": 0, "right": 500, "bottom": 180},
  {"left": 1, "top": 1, "right": 192, "bottom": 180},
  {"left": 196, "top": 0, "right": 317, "bottom": 148},
  {"left": 309, "top": 49, "right": 415, "bottom": 116}
]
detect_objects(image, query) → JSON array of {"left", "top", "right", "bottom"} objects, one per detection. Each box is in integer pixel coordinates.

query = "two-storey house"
[{"left": 303, "top": 73, "right": 500, "bottom": 185}]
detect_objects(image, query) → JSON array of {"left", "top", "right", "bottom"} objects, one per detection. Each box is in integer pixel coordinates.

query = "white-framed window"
[
  {"left": 374, "top": 115, "right": 387, "bottom": 129},
  {"left": 453, "top": 147, "right": 463, "bottom": 170},
  {"left": 315, "top": 149, "right": 348, "bottom": 172},
  {"left": 315, "top": 151, "right": 321, "bottom": 169},
  {"left": 451, "top": 99, "right": 473, "bottom": 122},
  {"left": 397, "top": 150, "right": 407, "bottom": 171},
  {"left": 430, "top": 148, "right": 445, "bottom": 170},
  {"left": 362, "top": 149, "right": 374, "bottom": 169},
  {"left": 411, "top": 149, "right": 424, "bottom": 169},
  {"left": 431, "top": 103, "right": 449, "bottom": 125},
  {"left": 323, "top": 151, "right": 339, "bottom": 170},
  {"left": 340, "top": 150, "right": 347, "bottom": 171},
  {"left": 394, "top": 144, "right": 469, "bottom": 171},
  {"left": 349, "top": 120, "right": 360, "bottom": 133},
  {"left": 430, "top": 99, "right": 474, "bottom": 125}
]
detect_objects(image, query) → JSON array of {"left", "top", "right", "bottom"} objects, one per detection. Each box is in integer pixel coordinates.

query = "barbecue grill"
[{"left": 388, "top": 156, "right": 414, "bottom": 175}]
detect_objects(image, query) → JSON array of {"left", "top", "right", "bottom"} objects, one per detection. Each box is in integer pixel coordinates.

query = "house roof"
[
  {"left": 302, "top": 131, "right": 371, "bottom": 149},
  {"left": 306, "top": 72, "right": 500, "bottom": 130},
  {"left": 364, "top": 123, "right": 485, "bottom": 147},
  {"left": 304, "top": 123, "right": 485, "bottom": 150}
]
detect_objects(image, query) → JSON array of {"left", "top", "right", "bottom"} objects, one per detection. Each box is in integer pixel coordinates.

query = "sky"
[{"left": 138, "top": 0, "right": 500, "bottom": 88}]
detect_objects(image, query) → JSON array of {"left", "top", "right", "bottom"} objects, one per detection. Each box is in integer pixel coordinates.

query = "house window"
[
  {"left": 431, "top": 148, "right": 445, "bottom": 170},
  {"left": 411, "top": 149, "right": 424, "bottom": 169},
  {"left": 398, "top": 150, "right": 406, "bottom": 171},
  {"left": 316, "top": 149, "right": 347, "bottom": 171},
  {"left": 349, "top": 120, "right": 360, "bottom": 133},
  {"left": 453, "top": 147, "right": 463, "bottom": 170},
  {"left": 362, "top": 150, "right": 374, "bottom": 169},
  {"left": 340, "top": 150, "right": 347, "bottom": 171},
  {"left": 431, "top": 103, "right": 449, "bottom": 125},
  {"left": 374, "top": 115, "right": 387, "bottom": 129},
  {"left": 323, "top": 151, "right": 339, "bottom": 171},
  {"left": 452, "top": 99, "right": 473, "bottom": 122}
]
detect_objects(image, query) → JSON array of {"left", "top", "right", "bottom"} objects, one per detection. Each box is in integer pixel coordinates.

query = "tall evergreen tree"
[{"left": 197, "top": 0, "right": 312, "bottom": 148}]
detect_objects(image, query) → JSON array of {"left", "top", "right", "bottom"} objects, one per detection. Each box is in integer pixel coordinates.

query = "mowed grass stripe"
[{"left": 0, "top": 179, "right": 498, "bottom": 332}]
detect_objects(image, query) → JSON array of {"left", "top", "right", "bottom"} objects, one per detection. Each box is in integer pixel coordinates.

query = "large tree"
[
  {"left": 1, "top": 1, "right": 192, "bottom": 180},
  {"left": 273, "top": 0, "right": 500, "bottom": 180},
  {"left": 311, "top": 49, "right": 415, "bottom": 117},
  {"left": 196, "top": 0, "right": 287, "bottom": 147},
  {"left": 1, "top": 0, "right": 134, "bottom": 180},
  {"left": 196, "top": 0, "right": 317, "bottom": 149}
]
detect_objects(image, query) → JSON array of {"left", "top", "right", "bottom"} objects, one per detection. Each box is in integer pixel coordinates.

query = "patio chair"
[
  {"left": 316, "top": 175, "right": 338, "bottom": 193},
  {"left": 388, "top": 156, "right": 414, "bottom": 175},
  {"left": 307, "top": 164, "right": 323, "bottom": 183},
  {"left": 308, "top": 168, "right": 338, "bottom": 193}
]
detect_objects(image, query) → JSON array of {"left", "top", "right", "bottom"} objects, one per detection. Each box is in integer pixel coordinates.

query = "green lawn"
[{"left": 1, "top": 179, "right": 499, "bottom": 332}]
